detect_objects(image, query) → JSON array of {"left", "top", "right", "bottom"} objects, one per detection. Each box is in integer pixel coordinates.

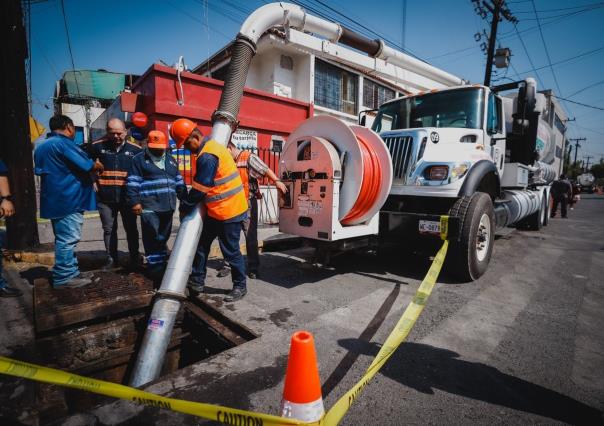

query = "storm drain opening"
[{"left": 32, "top": 272, "right": 256, "bottom": 421}]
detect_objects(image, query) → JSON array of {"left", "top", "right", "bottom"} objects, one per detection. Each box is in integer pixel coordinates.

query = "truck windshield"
[{"left": 372, "top": 87, "right": 485, "bottom": 132}]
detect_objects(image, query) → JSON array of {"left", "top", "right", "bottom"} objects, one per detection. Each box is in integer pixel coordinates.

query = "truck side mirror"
[{"left": 360, "top": 115, "right": 366, "bottom": 126}]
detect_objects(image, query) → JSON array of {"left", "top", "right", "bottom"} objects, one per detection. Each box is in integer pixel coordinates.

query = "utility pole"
[
  {"left": 569, "top": 138, "right": 586, "bottom": 166},
  {"left": 561, "top": 117, "right": 574, "bottom": 173},
  {"left": 583, "top": 155, "right": 593, "bottom": 173},
  {"left": 1, "top": 0, "right": 39, "bottom": 249},
  {"left": 482, "top": 0, "right": 517, "bottom": 86}
]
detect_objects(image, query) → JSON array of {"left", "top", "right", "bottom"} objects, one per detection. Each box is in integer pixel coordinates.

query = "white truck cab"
[{"left": 371, "top": 79, "right": 559, "bottom": 281}]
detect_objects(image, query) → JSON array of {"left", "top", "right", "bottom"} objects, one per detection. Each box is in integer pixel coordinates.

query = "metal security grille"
[{"left": 383, "top": 136, "right": 414, "bottom": 180}]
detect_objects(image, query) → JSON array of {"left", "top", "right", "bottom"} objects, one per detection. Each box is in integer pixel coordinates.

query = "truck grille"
[{"left": 382, "top": 136, "right": 414, "bottom": 181}]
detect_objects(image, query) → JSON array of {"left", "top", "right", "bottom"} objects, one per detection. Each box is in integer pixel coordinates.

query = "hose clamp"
[{"left": 211, "top": 110, "right": 239, "bottom": 131}]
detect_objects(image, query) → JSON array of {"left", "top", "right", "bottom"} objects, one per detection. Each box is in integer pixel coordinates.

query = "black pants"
[
  {"left": 141, "top": 211, "right": 173, "bottom": 269},
  {"left": 552, "top": 196, "right": 568, "bottom": 218},
  {"left": 97, "top": 201, "right": 139, "bottom": 260},
  {"left": 219, "top": 198, "right": 259, "bottom": 273},
  {"left": 191, "top": 217, "right": 246, "bottom": 289}
]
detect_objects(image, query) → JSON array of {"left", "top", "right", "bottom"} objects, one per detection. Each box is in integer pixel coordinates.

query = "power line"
[
  {"left": 513, "top": 24, "right": 545, "bottom": 88},
  {"left": 552, "top": 96, "right": 604, "bottom": 111},
  {"left": 531, "top": 0, "right": 563, "bottom": 95},
  {"left": 515, "top": 45, "right": 604, "bottom": 75},
  {"left": 567, "top": 79, "right": 604, "bottom": 99},
  {"left": 59, "top": 0, "right": 79, "bottom": 96},
  {"left": 513, "top": 2, "right": 604, "bottom": 14}
]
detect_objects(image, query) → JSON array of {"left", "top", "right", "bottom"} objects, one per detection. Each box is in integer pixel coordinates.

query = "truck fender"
[{"left": 458, "top": 160, "right": 501, "bottom": 199}]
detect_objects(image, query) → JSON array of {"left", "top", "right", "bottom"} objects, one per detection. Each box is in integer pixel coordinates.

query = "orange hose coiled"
[{"left": 341, "top": 134, "right": 382, "bottom": 225}]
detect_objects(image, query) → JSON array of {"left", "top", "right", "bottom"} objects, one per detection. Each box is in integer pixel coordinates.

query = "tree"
[
  {"left": 567, "top": 161, "right": 583, "bottom": 179},
  {"left": 590, "top": 159, "right": 604, "bottom": 179}
]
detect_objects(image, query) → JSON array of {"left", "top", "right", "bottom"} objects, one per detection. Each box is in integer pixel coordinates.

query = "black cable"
[
  {"left": 515, "top": 45, "right": 604, "bottom": 75},
  {"left": 513, "top": 2, "right": 604, "bottom": 14},
  {"left": 513, "top": 24, "right": 545, "bottom": 88},
  {"left": 567, "top": 79, "right": 604, "bottom": 99},
  {"left": 551, "top": 96, "right": 604, "bottom": 111},
  {"left": 59, "top": 0, "right": 80, "bottom": 96}
]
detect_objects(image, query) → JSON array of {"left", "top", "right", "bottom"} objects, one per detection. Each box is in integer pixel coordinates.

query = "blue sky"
[{"left": 29, "top": 0, "right": 604, "bottom": 160}]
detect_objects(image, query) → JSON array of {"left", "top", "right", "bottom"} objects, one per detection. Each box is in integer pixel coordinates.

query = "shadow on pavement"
[{"left": 338, "top": 339, "right": 603, "bottom": 425}]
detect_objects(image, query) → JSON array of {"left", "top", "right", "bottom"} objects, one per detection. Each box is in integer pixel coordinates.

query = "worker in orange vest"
[
  {"left": 170, "top": 119, "right": 249, "bottom": 302},
  {"left": 215, "top": 141, "right": 287, "bottom": 279}
]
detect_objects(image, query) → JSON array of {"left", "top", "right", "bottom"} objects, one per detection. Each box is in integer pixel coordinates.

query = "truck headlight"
[{"left": 426, "top": 165, "right": 449, "bottom": 180}]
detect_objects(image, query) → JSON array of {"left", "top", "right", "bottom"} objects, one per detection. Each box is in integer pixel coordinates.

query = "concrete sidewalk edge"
[{"left": 5, "top": 235, "right": 304, "bottom": 267}]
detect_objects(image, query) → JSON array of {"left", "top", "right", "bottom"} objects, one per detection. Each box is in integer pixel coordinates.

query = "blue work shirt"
[{"left": 34, "top": 132, "right": 96, "bottom": 219}]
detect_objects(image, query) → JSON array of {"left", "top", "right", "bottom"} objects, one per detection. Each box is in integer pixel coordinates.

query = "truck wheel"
[{"left": 447, "top": 192, "right": 495, "bottom": 282}]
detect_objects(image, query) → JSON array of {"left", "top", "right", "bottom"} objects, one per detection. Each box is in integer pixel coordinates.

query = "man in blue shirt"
[{"left": 34, "top": 115, "right": 104, "bottom": 289}]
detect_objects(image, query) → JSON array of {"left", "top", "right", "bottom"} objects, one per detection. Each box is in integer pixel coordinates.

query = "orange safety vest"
[
  {"left": 236, "top": 150, "right": 251, "bottom": 200},
  {"left": 192, "top": 140, "right": 248, "bottom": 221}
]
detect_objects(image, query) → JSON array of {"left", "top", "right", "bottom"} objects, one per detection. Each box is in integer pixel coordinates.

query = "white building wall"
[{"left": 60, "top": 103, "right": 105, "bottom": 143}]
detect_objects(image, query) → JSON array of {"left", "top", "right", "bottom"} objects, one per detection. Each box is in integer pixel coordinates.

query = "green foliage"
[{"left": 590, "top": 159, "right": 604, "bottom": 179}]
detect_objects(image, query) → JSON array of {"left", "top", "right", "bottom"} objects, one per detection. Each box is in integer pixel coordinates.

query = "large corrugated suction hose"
[{"left": 213, "top": 36, "right": 256, "bottom": 125}]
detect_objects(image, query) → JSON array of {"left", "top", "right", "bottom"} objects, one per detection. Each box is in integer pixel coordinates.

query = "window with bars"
[
  {"left": 363, "top": 79, "right": 396, "bottom": 110},
  {"left": 314, "top": 59, "right": 358, "bottom": 115}
]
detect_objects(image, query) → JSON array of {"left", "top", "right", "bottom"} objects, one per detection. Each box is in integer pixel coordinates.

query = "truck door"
[{"left": 487, "top": 92, "right": 505, "bottom": 176}]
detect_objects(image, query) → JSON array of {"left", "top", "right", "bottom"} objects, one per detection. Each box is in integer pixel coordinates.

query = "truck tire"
[{"left": 447, "top": 192, "right": 495, "bottom": 282}]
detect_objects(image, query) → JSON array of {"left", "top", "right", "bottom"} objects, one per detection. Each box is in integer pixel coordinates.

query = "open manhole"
[{"left": 32, "top": 272, "right": 256, "bottom": 422}]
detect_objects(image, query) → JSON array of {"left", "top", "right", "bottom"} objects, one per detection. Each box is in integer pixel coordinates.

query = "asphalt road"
[
  {"left": 4, "top": 195, "right": 603, "bottom": 425},
  {"left": 341, "top": 194, "right": 604, "bottom": 425}
]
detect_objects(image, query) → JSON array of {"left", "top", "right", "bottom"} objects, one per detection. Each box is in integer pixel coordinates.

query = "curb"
[{"left": 5, "top": 236, "right": 304, "bottom": 267}]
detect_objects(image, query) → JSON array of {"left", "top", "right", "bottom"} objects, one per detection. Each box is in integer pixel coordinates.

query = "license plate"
[{"left": 419, "top": 220, "right": 440, "bottom": 235}]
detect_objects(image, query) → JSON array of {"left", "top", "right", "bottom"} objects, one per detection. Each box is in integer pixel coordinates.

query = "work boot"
[
  {"left": 216, "top": 266, "right": 231, "bottom": 278},
  {"left": 187, "top": 281, "right": 205, "bottom": 294},
  {"left": 0, "top": 286, "right": 23, "bottom": 297},
  {"left": 54, "top": 276, "right": 92, "bottom": 290},
  {"left": 224, "top": 287, "right": 247, "bottom": 302},
  {"left": 101, "top": 256, "right": 118, "bottom": 271}
]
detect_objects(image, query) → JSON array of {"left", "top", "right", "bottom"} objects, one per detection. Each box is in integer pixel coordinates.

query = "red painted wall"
[{"left": 130, "top": 64, "right": 313, "bottom": 183}]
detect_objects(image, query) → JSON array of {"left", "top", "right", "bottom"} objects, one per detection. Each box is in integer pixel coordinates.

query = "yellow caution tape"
[
  {"left": 0, "top": 355, "right": 313, "bottom": 426},
  {"left": 322, "top": 219, "right": 448, "bottom": 425},
  {"left": 0, "top": 216, "right": 450, "bottom": 426}
]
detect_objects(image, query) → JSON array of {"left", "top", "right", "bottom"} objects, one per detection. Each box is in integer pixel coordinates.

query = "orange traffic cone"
[{"left": 280, "top": 331, "right": 324, "bottom": 422}]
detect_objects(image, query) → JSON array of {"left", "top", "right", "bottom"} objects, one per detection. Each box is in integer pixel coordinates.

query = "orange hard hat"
[
  {"left": 169, "top": 118, "right": 197, "bottom": 148},
  {"left": 147, "top": 130, "right": 168, "bottom": 148}
]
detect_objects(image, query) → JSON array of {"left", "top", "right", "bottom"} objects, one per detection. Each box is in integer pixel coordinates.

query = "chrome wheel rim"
[{"left": 476, "top": 213, "right": 491, "bottom": 262}]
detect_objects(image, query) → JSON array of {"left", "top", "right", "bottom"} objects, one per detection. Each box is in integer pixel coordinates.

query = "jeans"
[
  {"left": 190, "top": 217, "right": 246, "bottom": 289},
  {"left": 51, "top": 212, "right": 84, "bottom": 286},
  {"left": 97, "top": 201, "right": 139, "bottom": 260},
  {"left": 141, "top": 210, "right": 173, "bottom": 270},
  {"left": 219, "top": 199, "right": 259, "bottom": 273}
]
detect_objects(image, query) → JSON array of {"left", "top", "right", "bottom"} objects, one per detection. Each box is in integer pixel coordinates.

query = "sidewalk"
[{"left": 5, "top": 214, "right": 301, "bottom": 267}]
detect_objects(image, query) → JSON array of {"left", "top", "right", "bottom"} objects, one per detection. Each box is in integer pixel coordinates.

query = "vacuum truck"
[{"left": 280, "top": 78, "right": 562, "bottom": 281}]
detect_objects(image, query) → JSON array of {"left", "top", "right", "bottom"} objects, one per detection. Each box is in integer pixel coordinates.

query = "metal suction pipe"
[{"left": 130, "top": 205, "right": 203, "bottom": 387}]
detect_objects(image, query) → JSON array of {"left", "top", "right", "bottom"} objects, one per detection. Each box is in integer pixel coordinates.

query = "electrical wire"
[
  {"left": 551, "top": 96, "right": 604, "bottom": 111},
  {"left": 566, "top": 79, "right": 604, "bottom": 99},
  {"left": 514, "top": 45, "right": 604, "bottom": 75},
  {"left": 59, "top": 0, "right": 80, "bottom": 96},
  {"left": 513, "top": 25, "right": 545, "bottom": 88},
  {"left": 531, "top": 0, "right": 563, "bottom": 96},
  {"left": 513, "top": 2, "right": 604, "bottom": 14}
]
